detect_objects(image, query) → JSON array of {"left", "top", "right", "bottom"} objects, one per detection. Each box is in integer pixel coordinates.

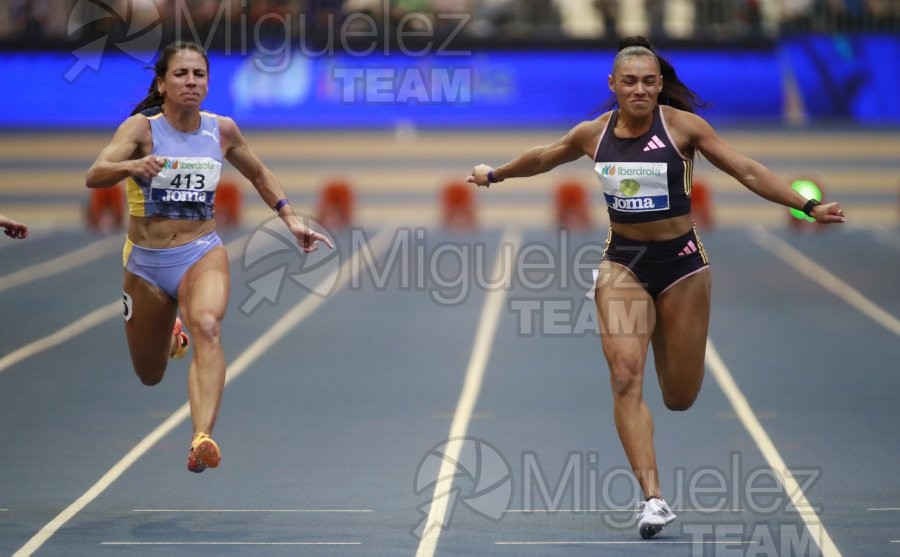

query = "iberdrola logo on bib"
[{"left": 596, "top": 161, "right": 669, "bottom": 213}]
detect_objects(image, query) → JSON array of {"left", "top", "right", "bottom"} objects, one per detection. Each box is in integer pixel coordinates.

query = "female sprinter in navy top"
[
  {"left": 86, "top": 41, "right": 332, "bottom": 473},
  {"left": 467, "top": 36, "right": 845, "bottom": 538}
]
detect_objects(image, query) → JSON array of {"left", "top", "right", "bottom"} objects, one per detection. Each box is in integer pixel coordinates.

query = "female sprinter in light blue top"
[
  {"left": 86, "top": 41, "right": 333, "bottom": 473},
  {"left": 467, "top": 36, "right": 846, "bottom": 539}
]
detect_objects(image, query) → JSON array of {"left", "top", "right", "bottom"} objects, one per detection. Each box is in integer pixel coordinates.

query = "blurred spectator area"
[{"left": 0, "top": 0, "right": 898, "bottom": 46}]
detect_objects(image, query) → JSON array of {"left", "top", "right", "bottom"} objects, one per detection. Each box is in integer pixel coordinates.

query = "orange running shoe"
[
  {"left": 187, "top": 432, "right": 221, "bottom": 473},
  {"left": 170, "top": 317, "right": 190, "bottom": 359}
]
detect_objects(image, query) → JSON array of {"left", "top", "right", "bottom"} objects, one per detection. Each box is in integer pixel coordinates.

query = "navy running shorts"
[{"left": 599, "top": 227, "right": 709, "bottom": 299}]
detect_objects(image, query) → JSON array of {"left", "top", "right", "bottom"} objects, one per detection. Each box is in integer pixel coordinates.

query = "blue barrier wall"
[
  {"left": 781, "top": 35, "right": 900, "bottom": 122},
  {"left": 1, "top": 37, "right": 896, "bottom": 130}
]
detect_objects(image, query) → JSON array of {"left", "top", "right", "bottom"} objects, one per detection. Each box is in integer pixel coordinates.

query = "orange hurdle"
[
  {"left": 442, "top": 182, "right": 476, "bottom": 231},
  {"left": 690, "top": 177, "right": 713, "bottom": 229},
  {"left": 555, "top": 181, "right": 592, "bottom": 231},
  {"left": 214, "top": 179, "right": 242, "bottom": 229},
  {"left": 87, "top": 183, "right": 125, "bottom": 232},
  {"left": 317, "top": 179, "right": 355, "bottom": 230}
]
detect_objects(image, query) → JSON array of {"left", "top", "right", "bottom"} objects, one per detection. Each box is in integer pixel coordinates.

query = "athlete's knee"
[
  {"left": 128, "top": 347, "right": 167, "bottom": 385},
  {"left": 663, "top": 394, "right": 696, "bottom": 411},
  {"left": 188, "top": 310, "right": 223, "bottom": 345},
  {"left": 658, "top": 367, "right": 703, "bottom": 411},
  {"left": 661, "top": 384, "right": 700, "bottom": 411},
  {"left": 607, "top": 354, "right": 643, "bottom": 396},
  {"left": 134, "top": 365, "right": 165, "bottom": 386},
  {"left": 138, "top": 374, "right": 164, "bottom": 387}
]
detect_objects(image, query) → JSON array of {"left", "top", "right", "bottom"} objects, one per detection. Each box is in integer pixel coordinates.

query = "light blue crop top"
[{"left": 126, "top": 107, "right": 223, "bottom": 220}]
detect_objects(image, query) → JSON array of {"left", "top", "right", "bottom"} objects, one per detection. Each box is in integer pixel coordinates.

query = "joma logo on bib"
[
  {"left": 614, "top": 197, "right": 656, "bottom": 210},
  {"left": 160, "top": 189, "right": 208, "bottom": 203},
  {"left": 149, "top": 156, "right": 221, "bottom": 205},
  {"left": 596, "top": 162, "right": 669, "bottom": 213}
]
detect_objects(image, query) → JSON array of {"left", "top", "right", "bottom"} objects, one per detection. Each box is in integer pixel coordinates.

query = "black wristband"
[{"left": 802, "top": 199, "right": 820, "bottom": 217}]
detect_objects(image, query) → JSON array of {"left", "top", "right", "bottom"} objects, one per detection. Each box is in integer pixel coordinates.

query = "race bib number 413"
[{"left": 150, "top": 157, "right": 221, "bottom": 203}]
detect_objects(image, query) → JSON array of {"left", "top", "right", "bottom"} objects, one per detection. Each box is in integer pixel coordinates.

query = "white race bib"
[
  {"left": 595, "top": 162, "right": 669, "bottom": 213},
  {"left": 150, "top": 157, "right": 221, "bottom": 204}
]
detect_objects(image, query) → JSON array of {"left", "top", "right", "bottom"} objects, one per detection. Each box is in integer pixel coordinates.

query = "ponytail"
[
  {"left": 131, "top": 76, "right": 164, "bottom": 116},
  {"left": 598, "top": 36, "right": 706, "bottom": 114}
]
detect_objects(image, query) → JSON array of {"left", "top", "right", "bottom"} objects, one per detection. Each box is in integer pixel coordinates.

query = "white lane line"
[
  {"left": 504, "top": 509, "right": 631, "bottom": 513},
  {"left": 0, "top": 234, "right": 249, "bottom": 376},
  {"left": 752, "top": 227, "right": 900, "bottom": 338},
  {"left": 132, "top": 509, "right": 373, "bottom": 513},
  {"left": 12, "top": 229, "right": 394, "bottom": 557},
  {"left": 504, "top": 507, "right": 746, "bottom": 513},
  {"left": 0, "top": 235, "right": 122, "bottom": 294},
  {"left": 706, "top": 339, "right": 842, "bottom": 557},
  {"left": 496, "top": 541, "right": 751, "bottom": 546},
  {"left": 102, "top": 542, "right": 361, "bottom": 546},
  {"left": 0, "top": 302, "right": 121, "bottom": 374},
  {"left": 415, "top": 230, "right": 521, "bottom": 557},
  {"left": 868, "top": 508, "right": 900, "bottom": 511}
]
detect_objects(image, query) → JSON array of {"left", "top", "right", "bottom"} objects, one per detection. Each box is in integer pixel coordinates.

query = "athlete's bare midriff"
[
  {"left": 127, "top": 216, "right": 216, "bottom": 249},
  {"left": 610, "top": 213, "right": 695, "bottom": 242}
]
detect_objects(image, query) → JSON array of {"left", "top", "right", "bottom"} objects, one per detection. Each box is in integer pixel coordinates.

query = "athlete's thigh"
[
  {"left": 650, "top": 268, "right": 711, "bottom": 397},
  {"left": 177, "top": 246, "right": 229, "bottom": 330},
  {"left": 596, "top": 260, "right": 656, "bottom": 371},
  {"left": 123, "top": 270, "right": 178, "bottom": 378}
]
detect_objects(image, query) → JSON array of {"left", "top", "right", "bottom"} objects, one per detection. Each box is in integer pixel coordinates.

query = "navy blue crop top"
[{"left": 593, "top": 105, "right": 694, "bottom": 224}]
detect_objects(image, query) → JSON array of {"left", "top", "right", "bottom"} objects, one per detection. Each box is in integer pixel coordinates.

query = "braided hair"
[{"left": 131, "top": 41, "right": 209, "bottom": 116}]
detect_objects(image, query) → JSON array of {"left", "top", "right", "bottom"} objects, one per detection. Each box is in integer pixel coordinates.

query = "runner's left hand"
[
  {"left": 288, "top": 221, "right": 335, "bottom": 253},
  {"left": 811, "top": 202, "right": 846, "bottom": 224}
]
